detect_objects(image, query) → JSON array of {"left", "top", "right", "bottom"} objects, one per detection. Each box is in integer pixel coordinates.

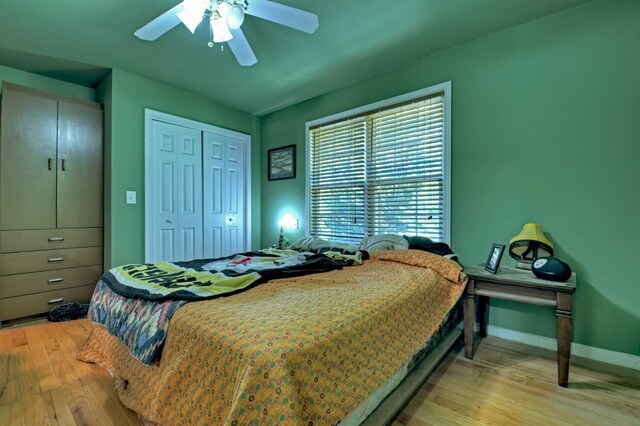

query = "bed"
[{"left": 78, "top": 247, "right": 467, "bottom": 425}]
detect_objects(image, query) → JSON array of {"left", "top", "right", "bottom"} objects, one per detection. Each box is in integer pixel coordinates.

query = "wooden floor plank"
[
  {"left": 92, "top": 366, "right": 141, "bottom": 424},
  {"left": 60, "top": 384, "right": 103, "bottom": 426},
  {"left": 10, "top": 328, "right": 27, "bottom": 348},
  {"left": 0, "top": 327, "right": 20, "bottom": 407},
  {"left": 83, "top": 379, "right": 133, "bottom": 426},
  {"left": 0, "top": 400, "right": 26, "bottom": 426},
  {"left": 394, "top": 338, "right": 640, "bottom": 426},
  {"left": 13, "top": 335, "right": 52, "bottom": 426},
  {"left": 24, "top": 325, "right": 60, "bottom": 393},
  {"left": 1, "top": 319, "right": 639, "bottom": 426},
  {"left": 42, "top": 387, "right": 78, "bottom": 426}
]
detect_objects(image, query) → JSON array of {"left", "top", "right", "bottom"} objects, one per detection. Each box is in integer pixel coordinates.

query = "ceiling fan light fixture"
[
  {"left": 218, "top": 1, "right": 245, "bottom": 30},
  {"left": 134, "top": 0, "right": 319, "bottom": 67},
  {"left": 177, "top": 0, "right": 208, "bottom": 33},
  {"left": 211, "top": 14, "right": 233, "bottom": 43}
]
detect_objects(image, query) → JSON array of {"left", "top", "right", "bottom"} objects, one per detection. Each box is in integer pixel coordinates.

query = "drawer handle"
[
  {"left": 48, "top": 298, "right": 64, "bottom": 304},
  {"left": 48, "top": 277, "right": 64, "bottom": 284},
  {"left": 48, "top": 257, "right": 64, "bottom": 263},
  {"left": 48, "top": 237, "right": 65, "bottom": 242}
]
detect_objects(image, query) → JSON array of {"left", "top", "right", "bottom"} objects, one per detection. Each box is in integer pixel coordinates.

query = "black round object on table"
[{"left": 532, "top": 256, "right": 572, "bottom": 282}]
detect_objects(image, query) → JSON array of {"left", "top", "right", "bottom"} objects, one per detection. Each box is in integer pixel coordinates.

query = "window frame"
[{"left": 305, "top": 81, "right": 451, "bottom": 243}]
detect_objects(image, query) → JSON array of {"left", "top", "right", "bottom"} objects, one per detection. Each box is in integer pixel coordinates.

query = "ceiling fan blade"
[
  {"left": 228, "top": 28, "right": 258, "bottom": 66},
  {"left": 245, "top": 0, "right": 319, "bottom": 34},
  {"left": 134, "top": 2, "right": 185, "bottom": 41}
]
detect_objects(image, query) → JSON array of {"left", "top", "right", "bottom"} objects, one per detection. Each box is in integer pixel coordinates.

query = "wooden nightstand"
[{"left": 462, "top": 265, "right": 577, "bottom": 387}]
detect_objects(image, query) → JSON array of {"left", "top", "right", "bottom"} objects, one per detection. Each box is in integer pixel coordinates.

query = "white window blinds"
[{"left": 308, "top": 91, "right": 447, "bottom": 243}]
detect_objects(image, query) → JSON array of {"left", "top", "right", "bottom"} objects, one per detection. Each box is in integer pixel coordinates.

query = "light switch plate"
[{"left": 126, "top": 191, "right": 137, "bottom": 204}]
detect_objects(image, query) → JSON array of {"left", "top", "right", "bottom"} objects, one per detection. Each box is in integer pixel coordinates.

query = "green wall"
[
  {"left": 260, "top": 0, "right": 640, "bottom": 356},
  {"left": 0, "top": 64, "right": 95, "bottom": 101},
  {"left": 105, "top": 69, "right": 261, "bottom": 267}
]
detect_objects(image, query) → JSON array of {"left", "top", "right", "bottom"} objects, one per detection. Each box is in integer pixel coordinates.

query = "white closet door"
[
  {"left": 145, "top": 110, "right": 250, "bottom": 263},
  {"left": 203, "top": 131, "right": 246, "bottom": 258},
  {"left": 150, "top": 120, "right": 203, "bottom": 262},
  {"left": 224, "top": 135, "right": 246, "bottom": 255}
]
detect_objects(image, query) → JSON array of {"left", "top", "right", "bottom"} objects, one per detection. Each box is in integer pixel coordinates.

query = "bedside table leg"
[
  {"left": 478, "top": 296, "right": 489, "bottom": 338},
  {"left": 463, "top": 279, "right": 476, "bottom": 359},
  {"left": 556, "top": 292, "right": 573, "bottom": 387}
]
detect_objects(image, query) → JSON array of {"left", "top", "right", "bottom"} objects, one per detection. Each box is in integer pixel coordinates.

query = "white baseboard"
[{"left": 486, "top": 324, "right": 640, "bottom": 371}]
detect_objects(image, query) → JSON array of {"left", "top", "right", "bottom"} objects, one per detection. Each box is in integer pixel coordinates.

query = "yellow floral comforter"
[{"left": 78, "top": 249, "right": 467, "bottom": 425}]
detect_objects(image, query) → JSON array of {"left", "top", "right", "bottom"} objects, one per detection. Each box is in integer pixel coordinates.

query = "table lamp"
[
  {"left": 277, "top": 214, "right": 298, "bottom": 249},
  {"left": 508, "top": 223, "right": 554, "bottom": 269}
]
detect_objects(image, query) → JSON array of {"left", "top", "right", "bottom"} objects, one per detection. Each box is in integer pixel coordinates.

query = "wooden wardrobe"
[{"left": 0, "top": 82, "right": 103, "bottom": 325}]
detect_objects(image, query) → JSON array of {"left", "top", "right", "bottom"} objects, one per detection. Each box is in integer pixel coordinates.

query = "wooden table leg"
[
  {"left": 463, "top": 279, "right": 476, "bottom": 359},
  {"left": 477, "top": 296, "right": 489, "bottom": 338},
  {"left": 556, "top": 292, "right": 573, "bottom": 387}
]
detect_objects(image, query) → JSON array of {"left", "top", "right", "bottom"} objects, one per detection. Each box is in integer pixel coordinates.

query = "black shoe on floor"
[{"left": 48, "top": 303, "right": 90, "bottom": 322}]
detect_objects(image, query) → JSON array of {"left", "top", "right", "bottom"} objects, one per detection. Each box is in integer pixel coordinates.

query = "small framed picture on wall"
[
  {"left": 484, "top": 243, "right": 505, "bottom": 274},
  {"left": 268, "top": 144, "right": 296, "bottom": 181}
]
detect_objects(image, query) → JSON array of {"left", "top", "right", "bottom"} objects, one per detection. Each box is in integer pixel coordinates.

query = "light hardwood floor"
[{"left": 1, "top": 319, "right": 638, "bottom": 425}]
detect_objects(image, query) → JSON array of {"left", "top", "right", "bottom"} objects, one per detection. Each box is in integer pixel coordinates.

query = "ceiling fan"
[{"left": 134, "top": 0, "right": 319, "bottom": 67}]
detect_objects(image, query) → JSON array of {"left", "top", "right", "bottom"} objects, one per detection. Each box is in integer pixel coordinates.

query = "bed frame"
[{"left": 362, "top": 322, "right": 463, "bottom": 425}]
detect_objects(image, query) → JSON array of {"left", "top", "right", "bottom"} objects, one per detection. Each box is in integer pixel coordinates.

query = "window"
[{"left": 306, "top": 83, "right": 450, "bottom": 244}]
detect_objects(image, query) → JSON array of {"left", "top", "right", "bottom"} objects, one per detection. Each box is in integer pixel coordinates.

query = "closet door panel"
[
  {"left": 176, "top": 125, "right": 203, "bottom": 261},
  {"left": 149, "top": 121, "right": 203, "bottom": 262},
  {"left": 151, "top": 121, "right": 179, "bottom": 263},
  {"left": 0, "top": 89, "right": 57, "bottom": 230},
  {"left": 224, "top": 136, "right": 245, "bottom": 256},
  {"left": 203, "top": 131, "right": 226, "bottom": 258},
  {"left": 57, "top": 101, "right": 103, "bottom": 228}
]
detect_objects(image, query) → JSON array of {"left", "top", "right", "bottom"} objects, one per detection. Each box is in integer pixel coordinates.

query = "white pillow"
[
  {"left": 359, "top": 234, "right": 409, "bottom": 253},
  {"left": 291, "top": 237, "right": 359, "bottom": 253},
  {"left": 290, "top": 236, "right": 316, "bottom": 250}
]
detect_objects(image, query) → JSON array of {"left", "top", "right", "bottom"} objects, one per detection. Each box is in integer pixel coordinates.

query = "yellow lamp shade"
[{"left": 508, "top": 223, "right": 554, "bottom": 268}]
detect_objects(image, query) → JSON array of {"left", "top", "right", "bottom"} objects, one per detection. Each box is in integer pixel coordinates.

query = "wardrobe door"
[
  {"left": 56, "top": 101, "right": 103, "bottom": 228},
  {"left": 0, "top": 88, "right": 57, "bottom": 230}
]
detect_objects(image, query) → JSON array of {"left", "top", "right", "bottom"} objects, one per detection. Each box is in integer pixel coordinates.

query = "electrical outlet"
[{"left": 126, "top": 191, "right": 137, "bottom": 204}]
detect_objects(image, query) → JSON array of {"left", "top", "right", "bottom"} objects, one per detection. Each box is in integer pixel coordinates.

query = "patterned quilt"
[
  {"left": 79, "top": 249, "right": 467, "bottom": 425},
  {"left": 88, "top": 280, "right": 188, "bottom": 365},
  {"left": 90, "top": 249, "right": 364, "bottom": 364}
]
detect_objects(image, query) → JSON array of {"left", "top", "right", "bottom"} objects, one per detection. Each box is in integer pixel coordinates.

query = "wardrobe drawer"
[
  {"left": 0, "top": 246, "right": 102, "bottom": 275},
  {"left": 0, "top": 284, "right": 95, "bottom": 322},
  {"left": 0, "top": 228, "right": 103, "bottom": 253},
  {"left": 0, "top": 265, "right": 102, "bottom": 298}
]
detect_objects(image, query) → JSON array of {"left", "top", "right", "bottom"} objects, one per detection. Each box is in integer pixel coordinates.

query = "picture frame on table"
[
  {"left": 484, "top": 243, "right": 506, "bottom": 274},
  {"left": 268, "top": 144, "right": 296, "bottom": 181}
]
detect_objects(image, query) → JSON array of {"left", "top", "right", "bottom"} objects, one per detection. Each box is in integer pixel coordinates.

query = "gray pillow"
[
  {"left": 291, "top": 237, "right": 359, "bottom": 253},
  {"left": 403, "top": 235, "right": 434, "bottom": 248},
  {"left": 359, "top": 234, "right": 409, "bottom": 253}
]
